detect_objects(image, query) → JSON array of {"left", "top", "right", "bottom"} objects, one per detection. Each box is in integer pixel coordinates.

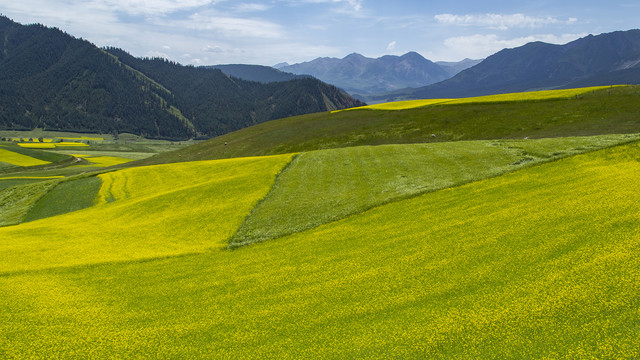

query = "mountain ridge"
[
  {"left": 278, "top": 52, "right": 478, "bottom": 96},
  {"left": 0, "top": 16, "right": 364, "bottom": 139},
  {"left": 207, "top": 64, "right": 310, "bottom": 83},
  {"left": 381, "top": 29, "right": 640, "bottom": 101}
]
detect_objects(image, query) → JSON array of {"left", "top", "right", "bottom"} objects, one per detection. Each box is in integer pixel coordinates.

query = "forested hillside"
[
  {"left": 105, "top": 48, "right": 363, "bottom": 136},
  {"left": 0, "top": 16, "right": 363, "bottom": 140}
]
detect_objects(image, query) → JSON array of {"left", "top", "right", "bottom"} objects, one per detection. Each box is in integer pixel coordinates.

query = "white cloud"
[
  {"left": 97, "top": 0, "right": 216, "bottom": 15},
  {"left": 286, "top": 0, "right": 362, "bottom": 12},
  {"left": 386, "top": 41, "right": 396, "bottom": 51},
  {"left": 161, "top": 11, "right": 284, "bottom": 39},
  {"left": 434, "top": 13, "right": 574, "bottom": 30},
  {"left": 233, "top": 3, "right": 271, "bottom": 12},
  {"left": 202, "top": 45, "right": 224, "bottom": 53}
]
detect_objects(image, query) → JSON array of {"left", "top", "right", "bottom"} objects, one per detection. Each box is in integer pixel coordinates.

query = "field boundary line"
[
  {"left": 227, "top": 137, "right": 640, "bottom": 249},
  {"left": 228, "top": 153, "right": 300, "bottom": 248}
]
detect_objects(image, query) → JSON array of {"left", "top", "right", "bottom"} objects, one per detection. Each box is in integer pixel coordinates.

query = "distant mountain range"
[
  {"left": 368, "top": 29, "right": 640, "bottom": 102},
  {"left": 0, "top": 16, "right": 363, "bottom": 139},
  {"left": 2, "top": 13, "right": 640, "bottom": 139},
  {"left": 275, "top": 53, "right": 481, "bottom": 96}
]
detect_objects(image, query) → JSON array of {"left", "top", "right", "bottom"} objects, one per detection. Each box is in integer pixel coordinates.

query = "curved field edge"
[
  {"left": 0, "top": 142, "right": 638, "bottom": 358},
  {"left": 23, "top": 177, "right": 103, "bottom": 223},
  {"left": 0, "top": 154, "right": 294, "bottom": 273},
  {"left": 230, "top": 134, "right": 640, "bottom": 247},
  {"left": 0, "top": 180, "right": 60, "bottom": 227}
]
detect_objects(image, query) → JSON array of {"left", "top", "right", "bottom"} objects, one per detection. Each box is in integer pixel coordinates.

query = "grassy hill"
[
  {"left": 1, "top": 85, "right": 639, "bottom": 358},
  {"left": 130, "top": 85, "right": 640, "bottom": 166}
]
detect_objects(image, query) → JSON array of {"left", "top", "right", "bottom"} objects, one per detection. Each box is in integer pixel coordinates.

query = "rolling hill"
[
  {"left": 0, "top": 16, "right": 363, "bottom": 140},
  {"left": 1, "top": 85, "right": 639, "bottom": 358},
  {"left": 128, "top": 85, "right": 640, "bottom": 166}
]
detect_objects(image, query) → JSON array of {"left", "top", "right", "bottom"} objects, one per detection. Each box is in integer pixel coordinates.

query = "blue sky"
[{"left": 0, "top": 0, "right": 638, "bottom": 65}]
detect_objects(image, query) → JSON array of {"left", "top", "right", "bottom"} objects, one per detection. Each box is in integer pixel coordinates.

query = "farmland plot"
[
  {"left": 0, "top": 154, "right": 294, "bottom": 272},
  {"left": 0, "top": 142, "right": 638, "bottom": 359}
]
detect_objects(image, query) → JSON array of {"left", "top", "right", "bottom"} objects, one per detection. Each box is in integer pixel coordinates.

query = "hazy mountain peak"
[
  {"left": 392, "top": 29, "right": 640, "bottom": 101},
  {"left": 279, "top": 51, "right": 463, "bottom": 95}
]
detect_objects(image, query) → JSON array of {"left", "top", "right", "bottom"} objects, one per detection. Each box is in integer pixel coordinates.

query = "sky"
[{"left": 0, "top": 0, "right": 638, "bottom": 66}]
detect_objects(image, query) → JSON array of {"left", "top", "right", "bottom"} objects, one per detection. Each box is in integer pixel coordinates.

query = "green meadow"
[
  {"left": 0, "top": 86, "right": 639, "bottom": 358},
  {"left": 230, "top": 134, "right": 639, "bottom": 247}
]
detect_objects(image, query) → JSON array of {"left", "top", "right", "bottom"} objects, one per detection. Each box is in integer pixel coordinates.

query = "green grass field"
[
  {"left": 0, "top": 179, "right": 60, "bottom": 227},
  {"left": 1, "top": 86, "right": 639, "bottom": 358},
  {"left": 24, "top": 177, "right": 103, "bottom": 222},
  {"left": 0, "top": 142, "right": 637, "bottom": 358},
  {"left": 131, "top": 85, "right": 640, "bottom": 166},
  {"left": 231, "top": 134, "right": 639, "bottom": 247}
]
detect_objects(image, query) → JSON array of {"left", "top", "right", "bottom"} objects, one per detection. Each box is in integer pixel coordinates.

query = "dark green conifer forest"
[{"left": 0, "top": 16, "right": 363, "bottom": 140}]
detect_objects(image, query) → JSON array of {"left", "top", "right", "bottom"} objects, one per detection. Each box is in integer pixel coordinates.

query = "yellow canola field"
[
  {"left": 15, "top": 143, "right": 56, "bottom": 149},
  {"left": 0, "top": 143, "right": 638, "bottom": 358},
  {"left": 71, "top": 154, "right": 132, "bottom": 167},
  {"left": 444, "top": 85, "right": 622, "bottom": 104},
  {"left": 338, "top": 85, "right": 622, "bottom": 112},
  {"left": 0, "top": 148, "right": 50, "bottom": 166},
  {"left": 17, "top": 142, "right": 89, "bottom": 149},
  {"left": 0, "top": 153, "right": 295, "bottom": 273},
  {"left": 333, "top": 98, "right": 454, "bottom": 112}
]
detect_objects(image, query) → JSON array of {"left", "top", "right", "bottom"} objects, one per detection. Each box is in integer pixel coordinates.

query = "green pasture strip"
[
  {"left": 24, "top": 177, "right": 103, "bottom": 223},
  {"left": 0, "top": 180, "right": 61, "bottom": 227},
  {"left": 0, "top": 164, "right": 97, "bottom": 179},
  {"left": 0, "top": 176, "right": 65, "bottom": 180},
  {"left": 1, "top": 143, "right": 638, "bottom": 358},
  {"left": 88, "top": 142, "right": 191, "bottom": 154},
  {"left": 133, "top": 85, "right": 640, "bottom": 165},
  {"left": 230, "top": 134, "right": 640, "bottom": 247},
  {"left": 0, "top": 178, "right": 49, "bottom": 192},
  {"left": 56, "top": 150, "right": 158, "bottom": 161},
  {"left": 54, "top": 136, "right": 104, "bottom": 141},
  {"left": 0, "top": 154, "right": 294, "bottom": 273}
]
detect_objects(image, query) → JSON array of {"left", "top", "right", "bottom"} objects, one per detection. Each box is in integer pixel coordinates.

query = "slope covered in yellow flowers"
[
  {"left": 0, "top": 141, "right": 638, "bottom": 358},
  {"left": 0, "top": 154, "right": 293, "bottom": 273}
]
